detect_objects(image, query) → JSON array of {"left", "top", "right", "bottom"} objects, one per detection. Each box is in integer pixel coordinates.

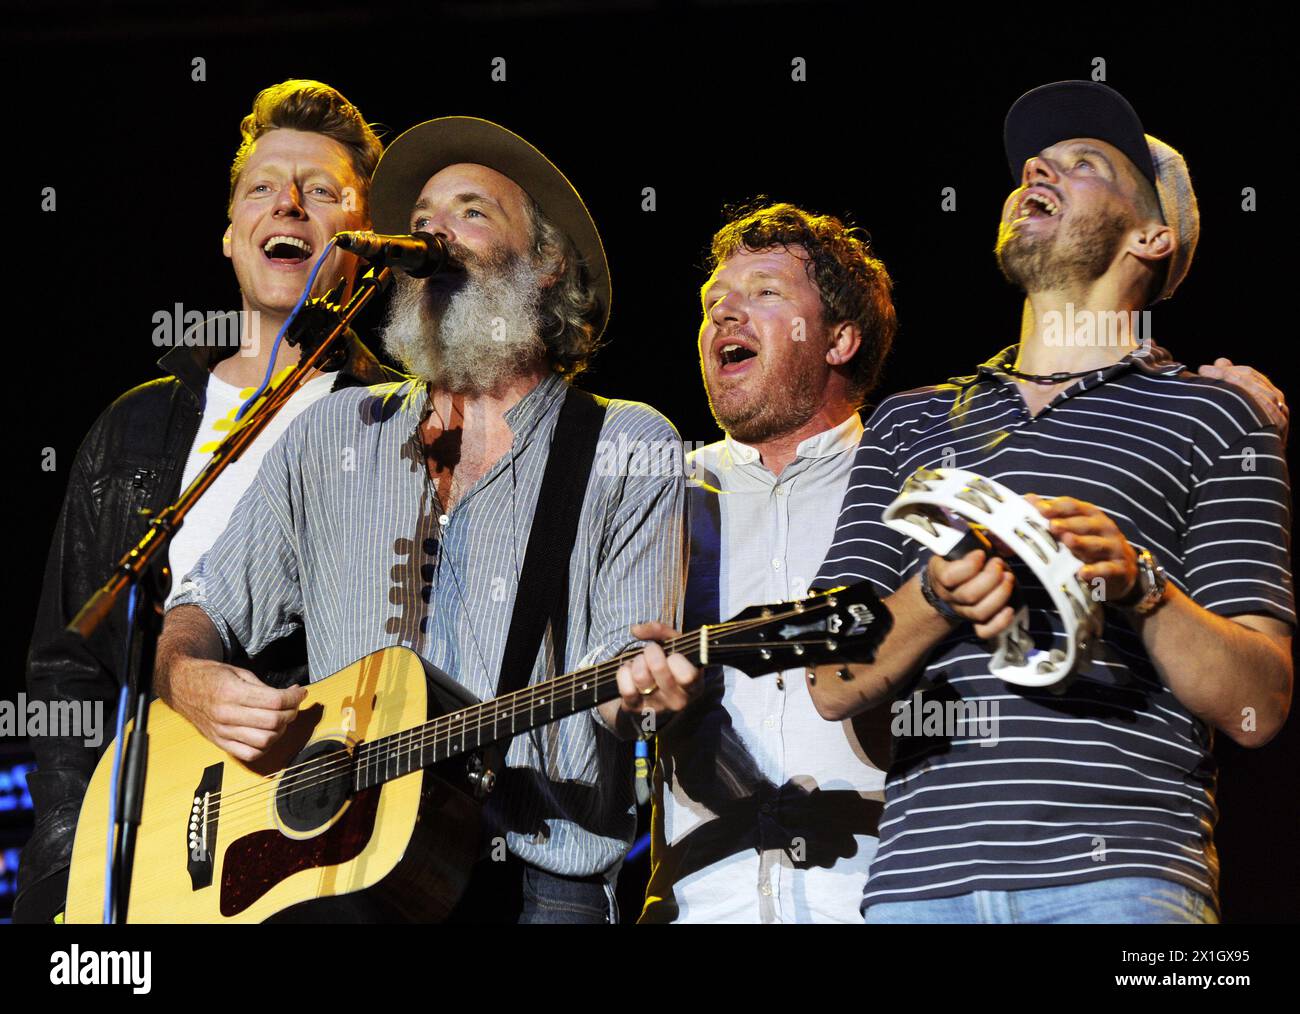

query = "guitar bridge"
[{"left": 187, "top": 763, "right": 223, "bottom": 890}]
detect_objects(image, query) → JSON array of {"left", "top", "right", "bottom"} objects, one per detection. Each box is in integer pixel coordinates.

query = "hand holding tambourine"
[{"left": 883, "top": 467, "right": 1104, "bottom": 688}]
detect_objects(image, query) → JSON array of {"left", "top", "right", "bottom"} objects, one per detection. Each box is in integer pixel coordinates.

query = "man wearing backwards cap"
[
  {"left": 157, "top": 117, "right": 691, "bottom": 923},
  {"left": 806, "top": 80, "right": 1292, "bottom": 922}
]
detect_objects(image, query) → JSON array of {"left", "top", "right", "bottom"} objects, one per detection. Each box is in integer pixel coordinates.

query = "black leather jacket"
[{"left": 14, "top": 329, "right": 402, "bottom": 922}]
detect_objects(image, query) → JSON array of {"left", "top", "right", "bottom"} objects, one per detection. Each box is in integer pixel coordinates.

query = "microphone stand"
[{"left": 65, "top": 262, "right": 393, "bottom": 923}]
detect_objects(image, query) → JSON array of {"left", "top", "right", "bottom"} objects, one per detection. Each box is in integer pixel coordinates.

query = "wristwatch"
[{"left": 1117, "top": 547, "right": 1168, "bottom": 615}]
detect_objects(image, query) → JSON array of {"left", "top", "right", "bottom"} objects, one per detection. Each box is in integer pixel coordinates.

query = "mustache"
[
  {"left": 715, "top": 325, "right": 759, "bottom": 344},
  {"left": 1009, "top": 182, "right": 1064, "bottom": 214},
  {"left": 414, "top": 241, "right": 514, "bottom": 293},
  {"left": 442, "top": 240, "right": 475, "bottom": 270}
]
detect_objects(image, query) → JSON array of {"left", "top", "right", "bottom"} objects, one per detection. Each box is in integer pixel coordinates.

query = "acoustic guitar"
[{"left": 65, "top": 582, "right": 889, "bottom": 922}]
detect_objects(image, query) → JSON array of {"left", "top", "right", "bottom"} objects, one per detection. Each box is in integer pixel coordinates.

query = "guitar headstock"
[{"left": 704, "top": 581, "right": 893, "bottom": 679}]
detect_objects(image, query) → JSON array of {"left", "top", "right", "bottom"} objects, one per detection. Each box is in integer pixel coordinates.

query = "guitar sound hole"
[{"left": 276, "top": 740, "right": 354, "bottom": 834}]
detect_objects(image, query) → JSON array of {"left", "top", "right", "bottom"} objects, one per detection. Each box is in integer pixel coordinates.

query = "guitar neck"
[
  {"left": 353, "top": 630, "right": 710, "bottom": 790},
  {"left": 348, "top": 584, "right": 888, "bottom": 791}
]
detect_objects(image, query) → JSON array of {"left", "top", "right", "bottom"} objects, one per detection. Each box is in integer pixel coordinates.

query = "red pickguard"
[{"left": 218, "top": 786, "right": 384, "bottom": 917}]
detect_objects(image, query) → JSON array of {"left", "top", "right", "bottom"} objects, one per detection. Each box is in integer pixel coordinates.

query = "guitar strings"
[
  {"left": 200, "top": 614, "right": 782, "bottom": 826},
  {"left": 201, "top": 608, "right": 849, "bottom": 830},
  {"left": 200, "top": 602, "right": 855, "bottom": 827},
  {"left": 201, "top": 609, "right": 772, "bottom": 813},
  {"left": 204, "top": 636, "right": 847, "bottom": 837}
]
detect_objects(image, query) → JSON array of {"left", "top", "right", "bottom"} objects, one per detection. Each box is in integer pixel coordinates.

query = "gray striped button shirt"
[{"left": 169, "top": 372, "right": 687, "bottom": 877}]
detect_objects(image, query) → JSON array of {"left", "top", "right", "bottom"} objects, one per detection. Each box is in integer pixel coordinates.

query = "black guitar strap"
[{"left": 494, "top": 386, "right": 608, "bottom": 746}]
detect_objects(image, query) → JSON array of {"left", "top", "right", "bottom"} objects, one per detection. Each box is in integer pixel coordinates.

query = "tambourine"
[{"left": 882, "top": 467, "right": 1103, "bottom": 687}]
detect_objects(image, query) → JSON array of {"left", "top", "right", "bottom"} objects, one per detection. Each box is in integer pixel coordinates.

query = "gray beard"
[
  {"left": 996, "top": 205, "right": 1131, "bottom": 293},
  {"left": 380, "top": 250, "right": 545, "bottom": 396}
]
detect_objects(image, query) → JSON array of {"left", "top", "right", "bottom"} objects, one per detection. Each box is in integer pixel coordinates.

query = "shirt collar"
[
  {"left": 723, "top": 410, "right": 864, "bottom": 469},
  {"left": 406, "top": 371, "right": 569, "bottom": 445},
  {"left": 503, "top": 372, "right": 569, "bottom": 444},
  {"left": 956, "top": 342, "right": 1185, "bottom": 394}
]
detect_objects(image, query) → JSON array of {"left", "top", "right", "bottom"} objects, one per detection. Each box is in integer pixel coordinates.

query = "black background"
[{"left": 2, "top": 1, "right": 1295, "bottom": 922}]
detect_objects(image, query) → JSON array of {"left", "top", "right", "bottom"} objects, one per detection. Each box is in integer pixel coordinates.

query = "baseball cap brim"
[
  {"left": 1004, "top": 80, "right": 1156, "bottom": 187},
  {"left": 370, "top": 116, "right": 610, "bottom": 340}
]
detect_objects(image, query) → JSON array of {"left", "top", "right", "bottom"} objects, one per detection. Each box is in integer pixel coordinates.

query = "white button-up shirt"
[{"left": 641, "top": 413, "right": 887, "bottom": 923}]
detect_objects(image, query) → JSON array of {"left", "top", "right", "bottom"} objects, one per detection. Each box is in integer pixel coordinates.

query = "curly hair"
[
  {"left": 709, "top": 200, "right": 897, "bottom": 401},
  {"left": 228, "top": 79, "right": 383, "bottom": 216},
  {"left": 525, "top": 196, "right": 603, "bottom": 379}
]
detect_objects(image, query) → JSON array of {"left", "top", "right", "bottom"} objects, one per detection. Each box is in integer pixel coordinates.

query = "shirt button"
[
  {"left": 438, "top": 514, "right": 450, "bottom": 527},
  {"left": 764, "top": 716, "right": 775, "bottom": 729},
  {"left": 771, "top": 558, "right": 782, "bottom": 570},
  {"left": 774, "top": 484, "right": 786, "bottom": 496},
  {"left": 760, "top": 883, "right": 773, "bottom": 897}
]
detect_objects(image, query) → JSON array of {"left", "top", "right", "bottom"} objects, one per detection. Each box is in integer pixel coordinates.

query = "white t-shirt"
[{"left": 165, "top": 369, "right": 338, "bottom": 608}]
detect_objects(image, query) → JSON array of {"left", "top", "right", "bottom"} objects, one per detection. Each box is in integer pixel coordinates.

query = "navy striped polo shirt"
[{"left": 815, "top": 345, "right": 1294, "bottom": 909}]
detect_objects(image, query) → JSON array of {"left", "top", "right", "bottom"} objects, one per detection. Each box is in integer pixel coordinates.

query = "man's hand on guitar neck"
[
  {"left": 156, "top": 604, "right": 306, "bottom": 763},
  {"left": 597, "top": 621, "right": 702, "bottom": 737}
]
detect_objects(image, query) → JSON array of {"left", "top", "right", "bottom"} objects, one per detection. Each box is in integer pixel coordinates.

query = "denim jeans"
[
  {"left": 520, "top": 862, "right": 618, "bottom": 925},
  {"left": 863, "top": 877, "right": 1218, "bottom": 924},
  {"left": 447, "top": 854, "right": 618, "bottom": 925}
]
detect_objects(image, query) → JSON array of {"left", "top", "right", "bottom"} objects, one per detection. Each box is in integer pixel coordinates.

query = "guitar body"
[
  {"left": 66, "top": 646, "right": 482, "bottom": 923},
  {"left": 64, "top": 582, "right": 892, "bottom": 923}
]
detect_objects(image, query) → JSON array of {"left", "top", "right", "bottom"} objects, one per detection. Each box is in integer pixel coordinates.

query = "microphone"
[{"left": 333, "top": 230, "right": 451, "bottom": 278}]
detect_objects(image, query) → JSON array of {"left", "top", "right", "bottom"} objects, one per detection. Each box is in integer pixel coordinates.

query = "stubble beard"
[
  {"left": 381, "top": 243, "right": 546, "bottom": 396},
  {"left": 996, "top": 203, "right": 1133, "bottom": 294},
  {"left": 704, "top": 332, "right": 828, "bottom": 445}
]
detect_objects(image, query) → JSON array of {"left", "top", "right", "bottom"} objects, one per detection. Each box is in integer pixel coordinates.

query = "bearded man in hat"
[
  {"left": 154, "top": 117, "right": 692, "bottom": 923},
  {"left": 805, "top": 81, "right": 1292, "bottom": 923}
]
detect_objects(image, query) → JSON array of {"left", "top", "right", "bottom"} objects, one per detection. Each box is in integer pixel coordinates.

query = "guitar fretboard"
[{"left": 350, "top": 631, "right": 705, "bottom": 790}]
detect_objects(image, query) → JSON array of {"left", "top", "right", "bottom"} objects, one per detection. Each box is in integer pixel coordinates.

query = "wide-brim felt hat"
[{"left": 371, "top": 115, "right": 611, "bottom": 337}]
